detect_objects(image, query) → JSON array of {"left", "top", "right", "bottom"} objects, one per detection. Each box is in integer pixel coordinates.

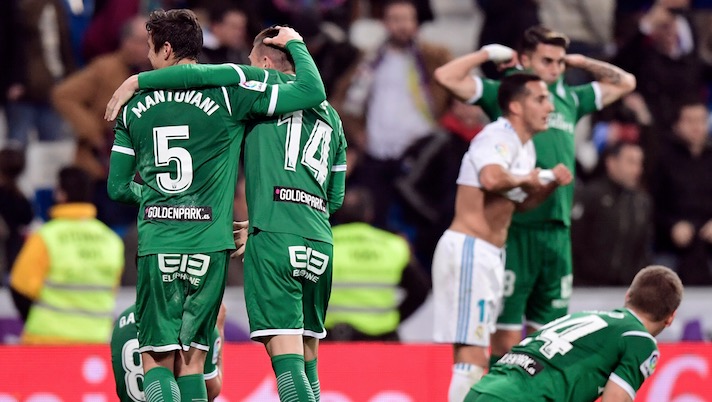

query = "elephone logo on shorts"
[
  {"left": 288, "top": 246, "right": 328, "bottom": 283},
  {"left": 144, "top": 205, "right": 213, "bottom": 221},
  {"left": 158, "top": 253, "right": 210, "bottom": 286},
  {"left": 274, "top": 186, "right": 327, "bottom": 213}
]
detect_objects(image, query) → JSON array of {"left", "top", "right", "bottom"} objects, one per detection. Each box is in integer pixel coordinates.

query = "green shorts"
[
  {"left": 136, "top": 251, "right": 227, "bottom": 353},
  {"left": 497, "top": 223, "right": 573, "bottom": 329},
  {"left": 244, "top": 230, "right": 332, "bottom": 340}
]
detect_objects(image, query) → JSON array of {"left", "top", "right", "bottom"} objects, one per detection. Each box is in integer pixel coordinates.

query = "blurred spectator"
[
  {"left": 538, "top": 0, "right": 616, "bottom": 84},
  {"left": 326, "top": 188, "right": 430, "bottom": 341},
  {"left": 333, "top": 0, "right": 451, "bottom": 229},
  {"left": 367, "top": 0, "right": 433, "bottom": 24},
  {"left": 289, "top": 9, "right": 360, "bottom": 97},
  {"left": 199, "top": 4, "right": 249, "bottom": 65},
  {"left": 0, "top": 147, "right": 34, "bottom": 282},
  {"left": 614, "top": 1, "right": 712, "bottom": 143},
  {"left": 652, "top": 100, "right": 712, "bottom": 285},
  {"left": 9, "top": 167, "right": 124, "bottom": 343},
  {"left": 52, "top": 15, "right": 147, "bottom": 228},
  {"left": 396, "top": 101, "right": 486, "bottom": 269},
  {"left": 7, "top": 0, "right": 76, "bottom": 147},
  {"left": 81, "top": 0, "right": 183, "bottom": 60},
  {"left": 261, "top": 0, "right": 357, "bottom": 30},
  {"left": 572, "top": 142, "right": 653, "bottom": 286},
  {"left": 476, "top": 0, "right": 539, "bottom": 78}
]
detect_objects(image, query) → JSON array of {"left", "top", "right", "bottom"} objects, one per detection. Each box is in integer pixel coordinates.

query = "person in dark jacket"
[
  {"left": 572, "top": 141, "right": 652, "bottom": 286},
  {"left": 651, "top": 100, "right": 712, "bottom": 285}
]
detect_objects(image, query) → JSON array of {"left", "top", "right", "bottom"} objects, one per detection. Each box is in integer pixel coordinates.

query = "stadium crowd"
[{"left": 1, "top": 0, "right": 712, "bottom": 341}]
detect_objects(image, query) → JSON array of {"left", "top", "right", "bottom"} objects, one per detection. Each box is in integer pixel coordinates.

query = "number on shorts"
[
  {"left": 121, "top": 338, "right": 144, "bottom": 401},
  {"left": 503, "top": 270, "right": 516, "bottom": 297},
  {"left": 153, "top": 125, "right": 193, "bottom": 193},
  {"left": 535, "top": 314, "right": 608, "bottom": 359},
  {"left": 279, "top": 110, "right": 333, "bottom": 185}
]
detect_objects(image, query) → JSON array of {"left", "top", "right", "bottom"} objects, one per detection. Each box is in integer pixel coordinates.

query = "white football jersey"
[{"left": 456, "top": 117, "right": 536, "bottom": 202}]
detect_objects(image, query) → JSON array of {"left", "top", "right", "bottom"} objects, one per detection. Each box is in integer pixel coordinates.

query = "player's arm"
[
  {"left": 246, "top": 36, "right": 326, "bottom": 117},
  {"left": 434, "top": 45, "right": 514, "bottom": 102},
  {"left": 516, "top": 164, "right": 573, "bottom": 211},
  {"left": 601, "top": 380, "right": 634, "bottom": 402},
  {"left": 107, "top": 109, "right": 142, "bottom": 205},
  {"left": 327, "top": 123, "right": 347, "bottom": 214},
  {"left": 137, "top": 63, "right": 267, "bottom": 90},
  {"left": 564, "top": 54, "right": 636, "bottom": 107},
  {"left": 472, "top": 134, "right": 543, "bottom": 193}
]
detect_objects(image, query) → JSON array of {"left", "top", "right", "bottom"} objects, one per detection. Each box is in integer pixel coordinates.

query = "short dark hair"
[
  {"left": 626, "top": 265, "right": 683, "bottom": 322},
  {"left": 0, "top": 147, "right": 26, "bottom": 180},
  {"left": 146, "top": 9, "right": 203, "bottom": 61},
  {"left": 497, "top": 73, "right": 543, "bottom": 116},
  {"left": 603, "top": 141, "right": 641, "bottom": 161},
  {"left": 519, "top": 25, "right": 569, "bottom": 55},
  {"left": 253, "top": 27, "right": 295, "bottom": 71},
  {"left": 59, "top": 166, "right": 93, "bottom": 203},
  {"left": 332, "top": 187, "right": 374, "bottom": 224},
  {"left": 674, "top": 98, "right": 707, "bottom": 123}
]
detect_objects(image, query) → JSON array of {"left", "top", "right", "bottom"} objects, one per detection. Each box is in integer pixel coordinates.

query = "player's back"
[
  {"left": 243, "top": 70, "right": 347, "bottom": 243},
  {"left": 477, "top": 308, "right": 658, "bottom": 401},
  {"left": 118, "top": 87, "right": 242, "bottom": 255}
]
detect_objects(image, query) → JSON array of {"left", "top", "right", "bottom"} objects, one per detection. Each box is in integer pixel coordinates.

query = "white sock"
[{"left": 448, "top": 363, "right": 485, "bottom": 402}]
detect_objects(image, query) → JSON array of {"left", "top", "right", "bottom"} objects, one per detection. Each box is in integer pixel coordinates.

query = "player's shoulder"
[{"left": 476, "top": 118, "right": 516, "bottom": 142}]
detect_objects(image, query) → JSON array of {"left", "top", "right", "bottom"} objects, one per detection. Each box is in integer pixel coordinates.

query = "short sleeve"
[
  {"left": 112, "top": 108, "right": 134, "bottom": 155},
  {"left": 469, "top": 76, "right": 503, "bottom": 119},
  {"left": 469, "top": 130, "right": 517, "bottom": 173},
  {"left": 571, "top": 82, "right": 602, "bottom": 121},
  {"left": 609, "top": 332, "right": 659, "bottom": 400}
]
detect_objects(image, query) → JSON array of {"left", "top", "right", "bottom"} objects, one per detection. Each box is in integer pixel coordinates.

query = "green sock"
[
  {"left": 271, "top": 354, "right": 315, "bottom": 402},
  {"left": 143, "top": 367, "right": 180, "bottom": 402},
  {"left": 305, "top": 358, "right": 320, "bottom": 402},
  {"left": 489, "top": 355, "right": 502, "bottom": 369},
  {"left": 177, "top": 373, "right": 208, "bottom": 402}
]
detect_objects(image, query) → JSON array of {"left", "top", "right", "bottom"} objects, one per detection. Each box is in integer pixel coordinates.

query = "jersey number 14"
[{"left": 279, "top": 110, "right": 333, "bottom": 185}]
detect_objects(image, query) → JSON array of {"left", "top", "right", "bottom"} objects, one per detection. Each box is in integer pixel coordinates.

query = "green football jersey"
[
  {"left": 244, "top": 71, "right": 347, "bottom": 243},
  {"left": 471, "top": 76, "right": 600, "bottom": 226},
  {"left": 109, "top": 41, "right": 326, "bottom": 255},
  {"left": 474, "top": 308, "right": 659, "bottom": 401},
  {"left": 110, "top": 305, "right": 221, "bottom": 402}
]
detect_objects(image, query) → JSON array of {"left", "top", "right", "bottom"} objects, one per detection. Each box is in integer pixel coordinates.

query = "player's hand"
[
  {"left": 105, "top": 74, "right": 139, "bottom": 121},
  {"left": 671, "top": 220, "right": 695, "bottom": 248},
  {"left": 480, "top": 44, "right": 515, "bottom": 63},
  {"left": 564, "top": 54, "right": 587, "bottom": 68},
  {"left": 551, "top": 163, "right": 573, "bottom": 186},
  {"left": 263, "top": 26, "right": 303, "bottom": 48},
  {"left": 521, "top": 168, "right": 546, "bottom": 192},
  {"left": 230, "top": 220, "right": 249, "bottom": 259}
]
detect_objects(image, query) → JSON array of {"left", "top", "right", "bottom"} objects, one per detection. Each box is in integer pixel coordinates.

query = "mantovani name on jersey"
[
  {"left": 144, "top": 205, "right": 213, "bottom": 221},
  {"left": 498, "top": 352, "right": 545, "bottom": 376},
  {"left": 273, "top": 186, "right": 327, "bottom": 213},
  {"left": 131, "top": 90, "right": 220, "bottom": 118}
]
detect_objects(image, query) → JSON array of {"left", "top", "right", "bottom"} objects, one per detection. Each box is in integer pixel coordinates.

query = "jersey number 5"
[
  {"left": 279, "top": 111, "right": 333, "bottom": 185},
  {"left": 153, "top": 125, "right": 193, "bottom": 193}
]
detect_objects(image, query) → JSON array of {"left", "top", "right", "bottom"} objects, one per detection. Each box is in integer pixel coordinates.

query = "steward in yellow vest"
[
  {"left": 325, "top": 188, "right": 430, "bottom": 341},
  {"left": 10, "top": 167, "right": 124, "bottom": 344}
]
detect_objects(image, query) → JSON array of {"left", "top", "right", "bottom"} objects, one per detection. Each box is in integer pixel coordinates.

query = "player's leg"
[
  {"left": 434, "top": 232, "right": 503, "bottom": 402},
  {"left": 136, "top": 254, "right": 184, "bottom": 402},
  {"left": 244, "top": 231, "right": 315, "bottom": 402},
  {"left": 175, "top": 251, "right": 229, "bottom": 402},
  {"left": 525, "top": 226, "right": 572, "bottom": 332},
  {"left": 302, "top": 238, "right": 332, "bottom": 402},
  {"left": 490, "top": 224, "right": 534, "bottom": 366}
]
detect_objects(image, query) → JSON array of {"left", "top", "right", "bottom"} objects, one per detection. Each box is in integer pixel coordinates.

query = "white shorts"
[{"left": 432, "top": 230, "right": 505, "bottom": 346}]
